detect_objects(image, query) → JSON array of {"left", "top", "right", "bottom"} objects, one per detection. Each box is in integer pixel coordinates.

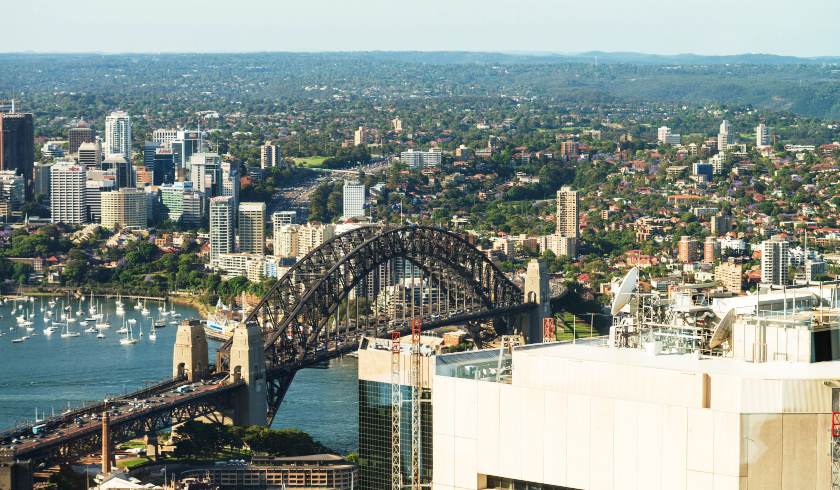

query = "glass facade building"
[{"left": 358, "top": 380, "right": 432, "bottom": 490}]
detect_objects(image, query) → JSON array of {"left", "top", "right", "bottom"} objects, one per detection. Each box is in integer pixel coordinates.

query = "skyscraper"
[
  {"left": 100, "top": 188, "right": 147, "bottom": 230},
  {"left": 238, "top": 202, "right": 266, "bottom": 255},
  {"left": 717, "top": 120, "right": 733, "bottom": 153},
  {"left": 160, "top": 181, "right": 204, "bottom": 225},
  {"left": 761, "top": 236, "right": 790, "bottom": 286},
  {"left": 221, "top": 161, "right": 240, "bottom": 211},
  {"left": 260, "top": 141, "right": 283, "bottom": 169},
  {"left": 68, "top": 123, "right": 95, "bottom": 154},
  {"left": 190, "top": 152, "right": 222, "bottom": 197},
  {"left": 209, "top": 196, "right": 235, "bottom": 262},
  {"left": 77, "top": 141, "right": 102, "bottom": 168},
  {"left": 342, "top": 181, "right": 365, "bottom": 221},
  {"left": 50, "top": 162, "right": 86, "bottom": 224},
  {"left": 273, "top": 223, "right": 299, "bottom": 258},
  {"left": 555, "top": 186, "right": 579, "bottom": 239},
  {"left": 0, "top": 170, "right": 25, "bottom": 214},
  {"left": 756, "top": 123, "right": 771, "bottom": 147},
  {"left": 102, "top": 155, "right": 135, "bottom": 189},
  {"left": 0, "top": 111, "right": 35, "bottom": 200},
  {"left": 104, "top": 111, "right": 132, "bottom": 159}
]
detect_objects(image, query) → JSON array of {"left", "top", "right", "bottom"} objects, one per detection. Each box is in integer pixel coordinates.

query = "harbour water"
[{"left": 0, "top": 296, "right": 359, "bottom": 454}]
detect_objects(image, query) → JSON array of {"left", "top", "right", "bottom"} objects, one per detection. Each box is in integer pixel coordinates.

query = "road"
[{"left": 267, "top": 159, "right": 391, "bottom": 221}]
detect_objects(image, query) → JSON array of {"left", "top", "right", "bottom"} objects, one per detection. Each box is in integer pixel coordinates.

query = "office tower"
[
  {"left": 152, "top": 128, "right": 178, "bottom": 148},
  {"left": 260, "top": 141, "right": 283, "bottom": 169},
  {"left": 342, "top": 181, "right": 365, "bottom": 221},
  {"left": 221, "top": 161, "right": 240, "bottom": 210},
  {"left": 354, "top": 126, "right": 367, "bottom": 146},
  {"left": 143, "top": 141, "right": 160, "bottom": 167},
  {"left": 273, "top": 223, "right": 299, "bottom": 258},
  {"left": 657, "top": 126, "right": 681, "bottom": 145},
  {"left": 703, "top": 236, "right": 718, "bottom": 264},
  {"left": 272, "top": 210, "right": 296, "bottom": 226},
  {"left": 0, "top": 170, "right": 24, "bottom": 214},
  {"left": 160, "top": 181, "right": 204, "bottom": 226},
  {"left": 391, "top": 117, "right": 402, "bottom": 133},
  {"left": 692, "top": 162, "right": 714, "bottom": 181},
  {"left": 209, "top": 196, "right": 235, "bottom": 262},
  {"left": 189, "top": 152, "right": 221, "bottom": 197},
  {"left": 678, "top": 236, "right": 700, "bottom": 263},
  {"left": 761, "top": 237, "right": 790, "bottom": 286},
  {"left": 400, "top": 149, "right": 442, "bottom": 169},
  {"left": 68, "top": 123, "right": 94, "bottom": 154},
  {"left": 84, "top": 176, "right": 115, "bottom": 223},
  {"left": 717, "top": 120, "right": 733, "bottom": 153},
  {"left": 756, "top": 123, "right": 771, "bottom": 147},
  {"left": 151, "top": 149, "right": 175, "bottom": 185},
  {"left": 711, "top": 214, "right": 731, "bottom": 236},
  {"left": 555, "top": 186, "right": 579, "bottom": 239},
  {"left": 172, "top": 130, "right": 201, "bottom": 169},
  {"left": 77, "top": 141, "right": 102, "bottom": 168},
  {"left": 238, "top": 202, "right": 266, "bottom": 255},
  {"left": 104, "top": 111, "right": 131, "bottom": 158},
  {"left": 100, "top": 188, "right": 147, "bottom": 230},
  {"left": 41, "top": 142, "right": 65, "bottom": 160},
  {"left": 50, "top": 162, "right": 86, "bottom": 224},
  {"left": 102, "top": 155, "right": 135, "bottom": 189},
  {"left": 33, "top": 162, "right": 52, "bottom": 199},
  {"left": 0, "top": 111, "right": 35, "bottom": 200}
]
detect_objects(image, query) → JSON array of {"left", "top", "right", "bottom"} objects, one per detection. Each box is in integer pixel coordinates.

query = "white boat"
[
  {"left": 88, "top": 292, "right": 97, "bottom": 314},
  {"left": 141, "top": 300, "right": 149, "bottom": 316},
  {"left": 116, "top": 318, "right": 129, "bottom": 334},
  {"left": 11, "top": 337, "right": 26, "bottom": 343},
  {"left": 43, "top": 326, "right": 56, "bottom": 335},
  {"left": 96, "top": 331, "right": 106, "bottom": 339},
  {"left": 148, "top": 328, "right": 157, "bottom": 341},
  {"left": 96, "top": 315, "right": 110, "bottom": 329},
  {"left": 120, "top": 323, "right": 137, "bottom": 345},
  {"left": 60, "top": 322, "right": 80, "bottom": 338},
  {"left": 127, "top": 318, "right": 137, "bottom": 325},
  {"left": 84, "top": 325, "right": 97, "bottom": 334},
  {"left": 134, "top": 300, "right": 142, "bottom": 311}
]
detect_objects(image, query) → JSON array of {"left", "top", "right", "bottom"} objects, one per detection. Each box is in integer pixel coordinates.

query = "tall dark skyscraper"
[
  {"left": 0, "top": 112, "right": 35, "bottom": 200},
  {"left": 68, "top": 123, "right": 95, "bottom": 154}
]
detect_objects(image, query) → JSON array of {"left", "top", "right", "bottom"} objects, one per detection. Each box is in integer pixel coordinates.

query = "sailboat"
[
  {"left": 134, "top": 299, "right": 142, "bottom": 311},
  {"left": 115, "top": 295, "right": 125, "bottom": 316},
  {"left": 141, "top": 300, "right": 149, "bottom": 316},
  {"left": 120, "top": 322, "right": 137, "bottom": 345},
  {"left": 84, "top": 324, "right": 97, "bottom": 334},
  {"left": 11, "top": 324, "right": 27, "bottom": 343},
  {"left": 60, "top": 321, "right": 80, "bottom": 338},
  {"left": 138, "top": 321, "right": 144, "bottom": 338},
  {"left": 116, "top": 318, "right": 129, "bottom": 334},
  {"left": 96, "top": 314, "right": 110, "bottom": 329},
  {"left": 88, "top": 292, "right": 97, "bottom": 314},
  {"left": 148, "top": 324, "right": 157, "bottom": 341},
  {"left": 96, "top": 329, "right": 106, "bottom": 339}
]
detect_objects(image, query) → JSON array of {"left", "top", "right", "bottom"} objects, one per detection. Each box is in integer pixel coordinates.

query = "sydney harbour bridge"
[{"left": 0, "top": 225, "right": 554, "bottom": 485}]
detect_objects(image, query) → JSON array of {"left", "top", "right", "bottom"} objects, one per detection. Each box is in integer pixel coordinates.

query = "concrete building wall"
[{"left": 432, "top": 345, "right": 834, "bottom": 490}]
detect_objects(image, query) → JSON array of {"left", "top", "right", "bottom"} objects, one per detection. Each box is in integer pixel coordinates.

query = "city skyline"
[{"left": 2, "top": 0, "right": 839, "bottom": 56}]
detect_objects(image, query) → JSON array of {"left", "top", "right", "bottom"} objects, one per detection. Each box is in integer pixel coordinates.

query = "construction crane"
[
  {"left": 410, "top": 319, "right": 422, "bottom": 489},
  {"left": 390, "top": 329, "right": 402, "bottom": 490}
]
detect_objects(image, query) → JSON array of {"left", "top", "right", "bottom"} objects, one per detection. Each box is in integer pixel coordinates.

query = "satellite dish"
[
  {"left": 709, "top": 308, "right": 735, "bottom": 349},
  {"left": 611, "top": 267, "right": 639, "bottom": 316}
]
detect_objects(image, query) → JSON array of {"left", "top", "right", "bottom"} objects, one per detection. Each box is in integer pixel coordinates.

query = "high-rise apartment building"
[
  {"left": 559, "top": 140, "right": 579, "bottom": 160},
  {"left": 678, "top": 235, "right": 701, "bottom": 263},
  {"left": 711, "top": 214, "right": 731, "bottom": 236},
  {"left": 400, "top": 149, "right": 442, "bottom": 169},
  {"left": 703, "top": 236, "right": 718, "bottom": 264},
  {"left": 761, "top": 236, "right": 790, "bottom": 286},
  {"left": 100, "top": 188, "right": 147, "bottom": 230},
  {"left": 354, "top": 126, "right": 367, "bottom": 146},
  {"left": 172, "top": 130, "right": 202, "bottom": 169},
  {"left": 715, "top": 259, "right": 743, "bottom": 294},
  {"left": 273, "top": 223, "right": 300, "bottom": 258},
  {"left": 0, "top": 111, "right": 35, "bottom": 200},
  {"left": 104, "top": 111, "right": 131, "bottom": 158},
  {"left": 297, "top": 223, "right": 335, "bottom": 258},
  {"left": 209, "top": 196, "right": 235, "bottom": 262},
  {"left": 221, "top": 161, "right": 240, "bottom": 210},
  {"left": 0, "top": 171, "right": 24, "bottom": 215},
  {"left": 50, "top": 162, "right": 86, "bottom": 224},
  {"left": 391, "top": 117, "right": 402, "bottom": 133},
  {"left": 33, "top": 162, "right": 52, "bottom": 200},
  {"left": 272, "top": 210, "right": 297, "bottom": 226},
  {"left": 260, "top": 141, "right": 283, "bottom": 169},
  {"left": 756, "top": 123, "right": 771, "bottom": 147},
  {"left": 238, "top": 202, "right": 265, "bottom": 255},
  {"left": 555, "top": 186, "right": 579, "bottom": 239},
  {"left": 657, "top": 126, "right": 681, "bottom": 145},
  {"left": 718, "top": 120, "right": 733, "bottom": 153},
  {"left": 342, "top": 181, "right": 365, "bottom": 221},
  {"left": 68, "top": 123, "right": 94, "bottom": 154},
  {"left": 84, "top": 174, "right": 115, "bottom": 223}
]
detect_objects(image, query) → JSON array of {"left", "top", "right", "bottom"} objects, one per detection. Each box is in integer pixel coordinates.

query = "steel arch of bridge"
[{"left": 217, "top": 225, "right": 526, "bottom": 421}]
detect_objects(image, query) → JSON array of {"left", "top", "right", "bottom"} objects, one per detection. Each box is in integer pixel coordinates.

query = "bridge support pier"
[
  {"left": 0, "top": 455, "right": 32, "bottom": 490},
  {"left": 229, "top": 322, "right": 268, "bottom": 427},
  {"left": 173, "top": 320, "right": 209, "bottom": 382},
  {"left": 523, "top": 259, "right": 550, "bottom": 343},
  {"left": 144, "top": 432, "right": 159, "bottom": 463}
]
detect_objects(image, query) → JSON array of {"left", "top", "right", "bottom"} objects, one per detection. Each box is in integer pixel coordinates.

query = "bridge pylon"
[
  {"left": 172, "top": 320, "right": 209, "bottom": 382},
  {"left": 523, "top": 259, "right": 550, "bottom": 343},
  {"left": 229, "top": 322, "right": 268, "bottom": 426}
]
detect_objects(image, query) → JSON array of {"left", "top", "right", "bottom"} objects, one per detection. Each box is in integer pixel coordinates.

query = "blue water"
[{"left": 0, "top": 296, "right": 359, "bottom": 454}]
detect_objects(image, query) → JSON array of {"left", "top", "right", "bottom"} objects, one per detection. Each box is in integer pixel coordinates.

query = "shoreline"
[{"left": 5, "top": 289, "right": 213, "bottom": 320}]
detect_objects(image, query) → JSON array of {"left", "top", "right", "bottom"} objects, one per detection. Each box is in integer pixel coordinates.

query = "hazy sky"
[{"left": 5, "top": 0, "right": 838, "bottom": 56}]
